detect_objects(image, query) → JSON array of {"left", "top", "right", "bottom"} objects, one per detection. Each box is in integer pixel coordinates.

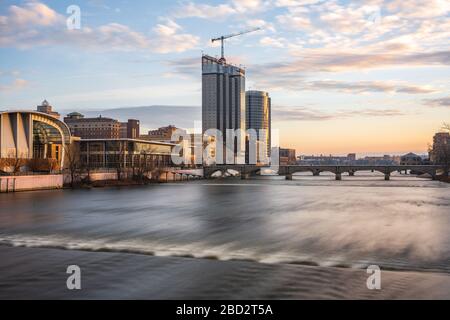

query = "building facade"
[
  {"left": 64, "top": 113, "right": 139, "bottom": 140},
  {"left": 202, "top": 55, "right": 246, "bottom": 164},
  {"left": 142, "top": 125, "right": 182, "bottom": 142},
  {"left": 279, "top": 148, "right": 297, "bottom": 165},
  {"left": 400, "top": 152, "right": 423, "bottom": 165},
  {"left": 36, "top": 100, "right": 60, "bottom": 119},
  {"left": 79, "top": 139, "right": 174, "bottom": 169},
  {"left": 246, "top": 90, "right": 271, "bottom": 160},
  {"left": 0, "top": 111, "right": 71, "bottom": 172},
  {"left": 120, "top": 119, "right": 140, "bottom": 139}
]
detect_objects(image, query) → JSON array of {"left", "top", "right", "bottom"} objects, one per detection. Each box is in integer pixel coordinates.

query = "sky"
[{"left": 0, "top": 0, "right": 449, "bottom": 156}]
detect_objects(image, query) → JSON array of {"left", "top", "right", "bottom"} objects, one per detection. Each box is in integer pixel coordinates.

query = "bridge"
[{"left": 204, "top": 165, "right": 445, "bottom": 181}]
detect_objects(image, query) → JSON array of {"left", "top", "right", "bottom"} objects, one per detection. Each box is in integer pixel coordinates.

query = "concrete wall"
[
  {"left": 0, "top": 174, "right": 63, "bottom": 193},
  {"left": 63, "top": 171, "right": 119, "bottom": 184}
]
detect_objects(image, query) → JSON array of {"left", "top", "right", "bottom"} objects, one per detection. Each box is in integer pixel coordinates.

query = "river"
[{"left": 0, "top": 172, "right": 449, "bottom": 299}]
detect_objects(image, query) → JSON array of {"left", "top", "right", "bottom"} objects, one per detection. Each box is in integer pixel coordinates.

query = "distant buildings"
[
  {"left": 299, "top": 154, "right": 357, "bottom": 165},
  {"left": 202, "top": 55, "right": 246, "bottom": 163},
  {"left": 279, "top": 148, "right": 296, "bottom": 165},
  {"left": 64, "top": 113, "right": 139, "bottom": 140},
  {"left": 141, "top": 125, "right": 182, "bottom": 142},
  {"left": 400, "top": 152, "right": 423, "bottom": 165},
  {"left": 36, "top": 100, "right": 60, "bottom": 119},
  {"left": 121, "top": 119, "right": 140, "bottom": 139},
  {"left": 246, "top": 90, "right": 271, "bottom": 159},
  {"left": 298, "top": 154, "right": 401, "bottom": 165}
]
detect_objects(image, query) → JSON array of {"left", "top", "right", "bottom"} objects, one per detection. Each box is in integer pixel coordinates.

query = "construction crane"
[{"left": 211, "top": 27, "right": 261, "bottom": 62}]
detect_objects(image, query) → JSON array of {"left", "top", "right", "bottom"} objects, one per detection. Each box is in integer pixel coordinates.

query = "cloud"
[
  {"left": 165, "top": 57, "right": 200, "bottom": 77},
  {"left": 245, "top": 19, "right": 276, "bottom": 32},
  {"left": 0, "top": 2, "right": 198, "bottom": 53},
  {"left": 0, "top": 78, "right": 28, "bottom": 92},
  {"left": 173, "top": 2, "right": 236, "bottom": 19},
  {"left": 275, "top": 0, "right": 324, "bottom": 6},
  {"left": 173, "top": 0, "right": 270, "bottom": 19},
  {"left": 152, "top": 19, "right": 199, "bottom": 53},
  {"left": 0, "top": 2, "right": 62, "bottom": 28},
  {"left": 423, "top": 96, "right": 450, "bottom": 108},
  {"left": 386, "top": 0, "right": 450, "bottom": 19},
  {"left": 273, "top": 106, "right": 406, "bottom": 122},
  {"left": 276, "top": 13, "right": 312, "bottom": 30},
  {"left": 252, "top": 50, "right": 450, "bottom": 75},
  {"left": 299, "top": 80, "right": 436, "bottom": 94},
  {"left": 259, "top": 36, "right": 287, "bottom": 48}
]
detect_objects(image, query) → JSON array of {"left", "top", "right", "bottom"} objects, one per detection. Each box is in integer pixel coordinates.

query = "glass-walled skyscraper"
[{"left": 246, "top": 90, "right": 271, "bottom": 159}]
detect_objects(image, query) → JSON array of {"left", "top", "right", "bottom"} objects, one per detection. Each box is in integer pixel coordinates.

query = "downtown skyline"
[{"left": 0, "top": 0, "right": 449, "bottom": 155}]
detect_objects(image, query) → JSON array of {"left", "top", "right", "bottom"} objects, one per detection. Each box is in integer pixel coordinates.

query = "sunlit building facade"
[
  {"left": 0, "top": 110, "right": 71, "bottom": 171},
  {"left": 202, "top": 55, "right": 246, "bottom": 164},
  {"left": 246, "top": 90, "right": 271, "bottom": 160},
  {"left": 79, "top": 139, "right": 174, "bottom": 169}
]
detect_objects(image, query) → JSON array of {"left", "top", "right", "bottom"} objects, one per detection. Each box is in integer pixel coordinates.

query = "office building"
[
  {"left": 142, "top": 125, "right": 182, "bottom": 142},
  {"left": 79, "top": 139, "right": 174, "bottom": 169},
  {"left": 279, "top": 148, "right": 297, "bottom": 165},
  {"left": 246, "top": 90, "right": 271, "bottom": 160},
  {"left": 64, "top": 113, "right": 140, "bottom": 140},
  {"left": 120, "top": 119, "right": 140, "bottom": 139},
  {"left": 64, "top": 113, "right": 121, "bottom": 139}
]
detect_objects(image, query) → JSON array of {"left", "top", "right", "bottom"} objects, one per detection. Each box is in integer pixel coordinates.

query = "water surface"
[{"left": 1, "top": 173, "right": 449, "bottom": 274}]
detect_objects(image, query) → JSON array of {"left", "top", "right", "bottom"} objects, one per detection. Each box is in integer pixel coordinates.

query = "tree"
[
  {"left": 114, "top": 141, "right": 127, "bottom": 181},
  {"left": 64, "top": 142, "right": 81, "bottom": 188},
  {"left": 132, "top": 145, "right": 160, "bottom": 183},
  {"left": 5, "top": 151, "right": 24, "bottom": 175}
]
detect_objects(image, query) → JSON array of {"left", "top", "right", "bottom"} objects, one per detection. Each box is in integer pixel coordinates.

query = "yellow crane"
[{"left": 211, "top": 27, "right": 261, "bottom": 62}]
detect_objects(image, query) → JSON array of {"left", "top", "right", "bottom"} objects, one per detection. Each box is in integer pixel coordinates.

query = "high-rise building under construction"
[{"left": 202, "top": 55, "right": 246, "bottom": 163}]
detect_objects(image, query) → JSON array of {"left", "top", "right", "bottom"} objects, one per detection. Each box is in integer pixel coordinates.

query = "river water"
[{"left": 0, "top": 172, "right": 449, "bottom": 299}]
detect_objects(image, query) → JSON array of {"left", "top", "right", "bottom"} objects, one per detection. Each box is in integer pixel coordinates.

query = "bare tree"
[
  {"left": 132, "top": 146, "right": 161, "bottom": 183},
  {"left": 443, "top": 122, "right": 450, "bottom": 132},
  {"left": 6, "top": 151, "right": 24, "bottom": 175},
  {"left": 114, "top": 141, "right": 127, "bottom": 181},
  {"left": 64, "top": 142, "right": 81, "bottom": 188}
]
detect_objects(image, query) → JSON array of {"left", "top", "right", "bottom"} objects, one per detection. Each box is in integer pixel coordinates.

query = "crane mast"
[{"left": 211, "top": 27, "right": 261, "bottom": 62}]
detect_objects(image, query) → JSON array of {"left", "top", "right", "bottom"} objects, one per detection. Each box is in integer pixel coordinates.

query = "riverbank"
[{"left": 0, "top": 246, "right": 449, "bottom": 299}]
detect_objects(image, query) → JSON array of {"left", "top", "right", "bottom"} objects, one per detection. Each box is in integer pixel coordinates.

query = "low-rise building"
[
  {"left": 64, "top": 113, "right": 140, "bottom": 140},
  {"left": 400, "top": 152, "right": 423, "bottom": 165},
  {"left": 279, "top": 148, "right": 297, "bottom": 165},
  {"left": 120, "top": 119, "right": 140, "bottom": 139},
  {"left": 79, "top": 138, "right": 174, "bottom": 169},
  {"left": 141, "top": 125, "right": 182, "bottom": 142}
]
